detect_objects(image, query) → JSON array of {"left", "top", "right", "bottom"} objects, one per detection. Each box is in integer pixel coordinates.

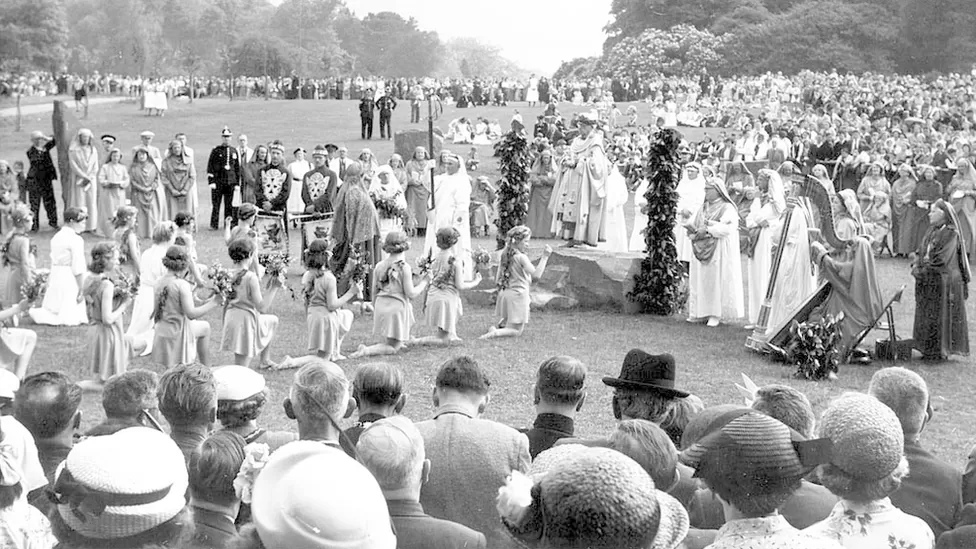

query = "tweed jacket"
[
  {"left": 890, "top": 440, "right": 964, "bottom": 539},
  {"left": 388, "top": 499, "right": 487, "bottom": 549},
  {"left": 417, "top": 404, "right": 531, "bottom": 549}
]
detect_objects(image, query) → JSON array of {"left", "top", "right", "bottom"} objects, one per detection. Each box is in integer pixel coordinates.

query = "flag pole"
[{"left": 427, "top": 89, "right": 435, "bottom": 211}]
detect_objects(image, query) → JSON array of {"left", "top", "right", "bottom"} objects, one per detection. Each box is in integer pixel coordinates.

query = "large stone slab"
[
  {"left": 394, "top": 128, "right": 444, "bottom": 161},
  {"left": 539, "top": 248, "right": 644, "bottom": 313},
  {"left": 52, "top": 101, "right": 78, "bottom": 205}
]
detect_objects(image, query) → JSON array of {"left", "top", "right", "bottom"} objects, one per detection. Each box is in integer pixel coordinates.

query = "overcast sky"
[{"left": 342, "top": 0, "right": 612, "bottom": 73}]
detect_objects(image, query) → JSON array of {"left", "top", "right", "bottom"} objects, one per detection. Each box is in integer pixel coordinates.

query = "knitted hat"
[
  {"left": 819, "top": 393, "right": 904, "bottom": 481},
  {"left": 499, "top": 445, "right": 689, "bottom": 549},
  {"left": 51, "top": 426, "right": 188, "bottom": 540},
  {"left": 213, "top": 365, "right": 266, "bottom": 402},
  {"left": 251, "top": 441, "right": 395, "bottom": 549}
]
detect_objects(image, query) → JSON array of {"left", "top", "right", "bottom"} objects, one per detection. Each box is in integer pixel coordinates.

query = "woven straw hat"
[
  {"left": 52, "top": 426, "right": 187, "bottom": 540},
  {"left": 507, "top": 445, "right": 689, "bottom": 549},
  {"left": 819, "top": 393, "right": 904, "bottom": 481},
  {"left": 251, "top": 441, "right": 395, "bottom": 549}
]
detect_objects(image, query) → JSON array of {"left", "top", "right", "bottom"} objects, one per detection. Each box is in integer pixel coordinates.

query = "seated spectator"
[
  {"left": 284, "top": 358, "right": 355, "bottom": 449},
  {"left": 236, "top": 440, "right": 395, "bottom": 549},
  {"left": 807, "top": 393, "right": 935, "bottom": 548},
  {"left": 416, "top": 356, "right": 530, "bottom": 549},
  {"left": 0, "top": 414, "right": 45, "bottom": 511},
  {"left": 680, "top": 409, "right": 840, "bottom": 549},
  {"left": 610, "top": 419, "right": 680, "bottom": 494},
  {"left": 48, "top": 426, "right": 191, "bottom": 548},
  {"left": 85, "top": 369, "right": 162, "bottom": 436},
  {"left": 13, "top": 372, "right": 81, "bottom": 516},
  {"left": 212, "top": 365, "right": 297, "bottom": 452},
  {"left": 186, "top": 430, "right": 247, "bottom": 549},
  {"left": 342, "top": 362, "right": 406, "bottom": 455},
  {"left": 520, "top": 356, "right": 586, "bottom": 459},
  {"left": 603, "top": 350, "right": 689, "bottom": 427},
  {"left": 158, "top": 363, "right": 218, "bottom": 463},
  {"left": 660, "top": 393, "right": 704, "bottom": 448},
  {"left": 358, "top": 415, "right": 487, "bottom": 549},
  {"left": 498, "top": 444, "right": 689, "bottom": 549},
  {"left": 751, "top": 384, "right": 838, "bottom": 528},
  {"left": 868, "top": 367, "right": 963, "bottom": 538},
  {"left": 0, "top": 417, "right": 57, "bottom": 549}
]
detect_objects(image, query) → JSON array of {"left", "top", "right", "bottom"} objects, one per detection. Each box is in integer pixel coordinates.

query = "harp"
[{"left": 745, "top": 172, "right": 850, "bottom": 352}]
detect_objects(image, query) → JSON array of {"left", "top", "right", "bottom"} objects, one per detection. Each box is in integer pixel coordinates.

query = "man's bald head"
[
  {"left": 14, "top": 372, "right": 82, "bottom": 439},
  {"left": 357, "top": 415, "right": 426, "bottom": 493}
]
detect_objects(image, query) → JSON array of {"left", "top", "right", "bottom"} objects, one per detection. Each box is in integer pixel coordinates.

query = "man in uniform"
[
  {"left": 100, "top": 134, "right": 117, "bottom": 157},
  {"left": 376, "top": 92, "right": 397, "bottom": 140},
  {"left": 360, "top": 89, "right": 376, "bottom": 140},
  {"left": 26, "top": 131, "right": 59, "bottom": 232},
  {"left": 206, "top": 126, "right": 242, "bottom": 229}
]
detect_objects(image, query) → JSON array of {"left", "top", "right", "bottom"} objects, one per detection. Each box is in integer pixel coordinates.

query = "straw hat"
[{"left": 819, "top": 393, "right": 904, "bottom": 481}]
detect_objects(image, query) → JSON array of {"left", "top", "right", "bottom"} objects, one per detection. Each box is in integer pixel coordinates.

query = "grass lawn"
[{"left": 1, "top": 97, "right": 974, "bottom": 469}]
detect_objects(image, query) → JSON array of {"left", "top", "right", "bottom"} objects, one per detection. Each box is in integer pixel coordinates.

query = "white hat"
[
  {"left": 0, "top": 369, "right": 20, "bottom": 399},
  {"left": 52, "top": 427, "right": 188, "bottom": 540},
  {"left": 139, "top": 130, "right": 155, "bottom": 138},
  {"left": 0, "top": 416, "right": 48, "bottom": 494},
  {"left": 252, "top": 441, "right": 396, "bottom": 549},
  {"left": 213, "top": 365, "right": 266, "bottom": 401}
]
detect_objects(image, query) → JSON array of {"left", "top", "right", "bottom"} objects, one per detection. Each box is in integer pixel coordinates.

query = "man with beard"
[
  {"left": 302, "top": 145, "right": 339, "bottom": 214},
  {"left": 256, "top": 140, "right": 291, "bottom": 219},
  {"left": 206, "top": 126, "right": 242, "bottom": 229}
]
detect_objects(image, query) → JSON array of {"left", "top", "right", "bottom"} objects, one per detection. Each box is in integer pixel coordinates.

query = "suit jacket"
[
  {"left": 520, "top": 413, "right": 574, "bottom": 459},
  {"left": 207, "top": 144, "right": 242, "bottom": 189},
  {"left": 388, "top": 499, "right": 487, "bottom": 549},
  {"left": 417, "top": 405, "right": 531, "bottom": 549},
  {"left": 890, "top": 439, "right": 963, "bottom": 539},
  {"left": 26, "top": 140, "right": 58, "bottom": 183}
]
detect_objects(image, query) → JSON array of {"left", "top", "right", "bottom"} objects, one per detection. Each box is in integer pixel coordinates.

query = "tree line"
[{"left": 0, "top": 0, "right": 526, "bottom": 79}]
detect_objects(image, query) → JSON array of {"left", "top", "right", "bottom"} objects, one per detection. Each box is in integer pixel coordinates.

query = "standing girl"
[
  {"left": 3, "top": 205, "right": 35, "bottom": 322},
  {"left": 415, "top": 228, "right": 482, "bottom": 346},
  {"left": 97, "top": 148, "right": 130, "bottom": 238},
  {"left": 480, "top": 225, "right": 552, "bottom": 339},
  {"left": 220, "top": 238, "right": 280, "bottom": 368},
  {"left": 28, "top": 207, "right": 89, "bottom": 326},
  {"left": 80, "top": 242, "right": 134, "bottom": 391},
  {"left": 128, "top": 222, "right": 176, "bottom": 355},
  {"left": 303, "top": 239, "right": 360, "bottom": 360},
  {"left": 112, "top": 205, "right": 141, "bottom": 283},
  {"left": 351, "top": 231, "right": 429, "bottom": 358},
  {"left": 152, "top": 246, "right": 220, "bottom": 367}
]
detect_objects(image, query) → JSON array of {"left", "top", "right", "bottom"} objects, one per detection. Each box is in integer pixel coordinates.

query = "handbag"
[{"left": 874, "top": 307, "right": 913, "bottom": 361}]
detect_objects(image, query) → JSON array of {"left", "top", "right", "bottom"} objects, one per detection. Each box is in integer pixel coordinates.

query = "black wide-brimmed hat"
[{"left": 602, "top": 350, "right": 689, "bottom": 399}]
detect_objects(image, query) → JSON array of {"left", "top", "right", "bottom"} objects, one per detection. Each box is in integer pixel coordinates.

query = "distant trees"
[{"left": 0, "top": 0, "right": 70, "bottom": 72}]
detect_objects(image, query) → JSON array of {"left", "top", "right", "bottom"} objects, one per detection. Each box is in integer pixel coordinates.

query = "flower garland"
[
  {"left": 348, "top": 247, "right": 372, "bottom": 287},
  {"left": 470, "top": 247, "right": 492, "bottom": 270},
  {"left": 493, "top": 130, "right": 532, "bottom": 250},
  {"left": 431, "top": 257, "right": 456, "bottom": 290}
]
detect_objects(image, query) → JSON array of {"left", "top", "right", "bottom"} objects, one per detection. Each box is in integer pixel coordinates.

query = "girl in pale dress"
[
  {"left": 129, "top": 147, "right": 162, "bottom": 239},
  {"left": 415, "top": 228, "right": 482, "bottom": 346},
  {"left": 224, "top": 203, "right": 263, "bottom": 278},
  {"left": 220, "top": 238, "right": 280, "bottom": 368},
  {"left": 174, "top": 212, "right": 207, "bottom": 287},
  {"left": 111, "top": 205, "right": 141, "bottom": 283},
  {"left": 404, "top": 147, "right": 432, "bottom": 236},
  {"left": 351, "top": 231, "right": 429, "bottom": 358},
  {"left": 2, "top": 205, "right": 35, "bottom": 319},
  {"left": 160, "top": 140, "right": 196, "bottom": 219},
  {"left": 79, "top": 242, "right": 134, "bottom": 391},
  {"left": 152, "top": 246, "right": 220, "bottom": 367},
  {"left": 67, "top": 128, "right": 99, "bottom": 233},
  {"left": 96, "top": 148, "right": 129, "bottom": 238},
  {"left": 480, "top": 225, "right": 552, "bottom": 339},
  {"left": 127, "top": 221, "right": 176, "bottom": 356},
  {"left": 28, "top": 207, "right": 89, "bottom": 326},
  {"left": 303, "top": 239, "right": 360, "bottom": 360},
  {"left": 286, "top": 148, "right": 312, "bottom": 215}
]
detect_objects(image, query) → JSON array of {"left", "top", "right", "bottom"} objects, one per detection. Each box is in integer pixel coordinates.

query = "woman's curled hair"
[
  {"left": 162, "top": 245, "right": 190, "bottom": 272},
  {"left": 228, "top": 238, "right": 256, "bottom": 264},
  {"left": 88, "top": 242, "right": 117, "bottom": 274}
]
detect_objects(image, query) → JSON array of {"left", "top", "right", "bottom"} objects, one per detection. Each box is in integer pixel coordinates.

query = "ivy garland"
[
  {"left": 627, "top": 128, "right": 684, "bottom": 315},
  {"left": 493, "top": 129, "right": 532, "bottom": 250}
]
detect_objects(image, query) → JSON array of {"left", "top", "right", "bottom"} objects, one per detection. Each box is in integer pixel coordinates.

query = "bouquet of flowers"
[
  {"left": 471, "top": 247, "right": 492, "bottom": 269},
  {"left": 233, "top": 443, "right": 271, "bottom": 505},
  {"left": 20, "top": 269, "right": 50, "bottom": 303},
  {"left": 206, "top": 262, "right": 236, "bottom": 303},
  {"left": 259, "top": 252, "right": 295, "bottom": 299},
  {"left": 371, "top": 191, "right": 407, "bottom": 220},
  {"left": 112, "top": 269, "right": 139, "bottom": 301},
  {"left": 348, "top": 248, "right": 372, "bottom": 287},
  {"left": 415, "top": 252, "right": 433, "bottom": 276}
]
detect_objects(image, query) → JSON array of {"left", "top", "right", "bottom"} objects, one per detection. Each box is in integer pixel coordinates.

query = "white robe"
[
  {"left": 29, "top": 227, "right": 89, "bottom": 326},
  {"left": 598, "top": 165, "right": 628, "bottom": 253},
  {"left": 675, "top": 174, "right": 706, "bottom": 263},
  {"left": 745, "top": 201, "right": 781, "bottom": 323},
  {"left": 687, "top": 202, "right": 744, "bottom": 320},
  {"left": 764, "top": 204, "right": 818, "bottom": 335},
  {"left": 127, "top": 243, "right": 168, "bottom": 355},
  {"left": 629, "top": 179, "right": 649, "bottom": 252},
  {"left": 423, "top": 170, "right": 472, "bottom": 277}
]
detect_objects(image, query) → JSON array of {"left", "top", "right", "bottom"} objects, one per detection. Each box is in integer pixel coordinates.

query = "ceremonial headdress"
[
  {"left": 269, "top": 140, "right": 285, "bottom": 153},
  {"left": 312, "top": 145, "right": 329, "bottom": 157}
]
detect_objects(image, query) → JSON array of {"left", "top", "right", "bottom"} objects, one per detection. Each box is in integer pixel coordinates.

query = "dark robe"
[
  {"left": 913, "top": 224, "right": 970, "bottom": 359},
  {"left": 301, "top": 165, "right": 338, "bottom": 214},
  {"left": 330, "top": 180, "right": 381, "bottom": 296},
  {"left": 911, "top": 179, "right": 943, "bottom": 252}
]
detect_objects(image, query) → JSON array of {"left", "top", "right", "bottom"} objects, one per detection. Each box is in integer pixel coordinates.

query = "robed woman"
[
  {"left": 913, "top": 199, "right": 970, "bottom": 360},
  {"left": 686, "top": 178, "right": 743, "bottom": 327},
  {"left": 911, "top": 165, "right": 944, "bottom": 254},
  {"left": 526, "top": 149, "right": 556, "bottom": 238},
  {"left": 161, "top": 140, "right": 196, "bottom": 219},
  {"left": 97, "top": 148, "right": 130, "bottom": 238},
  {"left": 129, "top": 147, "right": 163, "bottom": 239},
  {"left": 672, "top": 163, "right": 707, "bottom": 264},
  {"left": 890, "top": 164, "right": 917, "bottom": 256},
  {"left": 330, "top": 161, "right": 381, "bottom": 296},
  {"left": 856, "top": 162, "right": 891, "bottom": 254},
  {"left": 404, "top": 147, "right": 432, "bottom": 236},
  {"left": 67, "top": 128, "right": 99, "bottom": 233},
  {"left": 744, "top": 169, "right": 786, "bottom": 326},
  {"left": 946, "top": 158, "right": 976, "bottom": 260}
]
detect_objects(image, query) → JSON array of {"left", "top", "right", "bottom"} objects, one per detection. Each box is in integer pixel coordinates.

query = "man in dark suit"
[
  {"left": 25, "top": 131, "right": 59, "bottom": 232},
  {"left": 376, "top": 92, "right": 397, "bottom": 140},
  {"left": 358, "top": 415, "right": 487, "bottom": 549},
  {"left": 206, "top": 126, "right": 242, "bottom": 230},
  {"left": 520, "top": 356, "right": 586, "bottom": 459},
  {"left": 869, "top": 367, "right": 963, "bottom": 539},
  {"left": 360, "top": 90, "right": 376, "bottom": 140},
  {"left": 416, "top": 357, "right": 530, "bottom": 549}
]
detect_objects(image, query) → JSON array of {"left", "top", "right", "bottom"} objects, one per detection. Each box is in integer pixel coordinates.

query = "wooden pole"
[
  {"left": 428, "top": 91, "right": 435, "bottom": 211},
  {"left": 15, "top": 93, "right": 22, "bottom": 132}
]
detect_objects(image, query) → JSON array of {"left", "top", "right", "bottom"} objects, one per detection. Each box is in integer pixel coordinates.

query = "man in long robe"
[
  {"left": 550, "top": 114, "right": 608, "bottom": 247},
  {"left": 686, "top": 178, "right": 743, "bottom": 327},
  {"left": 423, "top": 152, "right": 472, "bottom": 277}
]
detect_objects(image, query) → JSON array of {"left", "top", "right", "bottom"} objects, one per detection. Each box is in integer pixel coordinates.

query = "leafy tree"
[
  {"left": 229, "top": 36, "right": 293, "bottom": 79},
  {"left": 271, "top": 0, "right": 345, "bottom": 76},
  {"left": 355, "top": 12, "right": 443, "bottom": 77},
  {"left": 899, "top": 0, "right": 976, "bottom": 73},
  {"left": 0, "top": 0, "right": 70, "bottom": 72},
  {"left": 441, "top": 38, "right": 525, "bottom": 79},
  {"left": 604, "top": 25, "right": 728, "bottom": 79},
  {"left": 553, "top": 57, "right": 604, "bottom": 80},
  {"left": 628, "top": 129, "right": 683, "bottom": 315}
]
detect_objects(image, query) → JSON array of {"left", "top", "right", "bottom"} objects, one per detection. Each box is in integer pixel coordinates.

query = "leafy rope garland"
[
  {"left": 627, "top": 128, "right": 684, "bottom": 315},
  {"left": 493, "top": 129, "right": 532, "bottom": 250}
]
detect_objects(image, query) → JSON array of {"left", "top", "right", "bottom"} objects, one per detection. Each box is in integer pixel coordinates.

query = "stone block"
[
  {"left": 539, "top": 248, "right": 644, "bottom": 312},
  {"left": 394, "top": 129, "right": 444, "bottom": 161}
]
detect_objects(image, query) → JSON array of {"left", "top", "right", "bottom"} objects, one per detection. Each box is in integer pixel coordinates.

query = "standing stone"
[
  {"left": 394, "top": 128, "right": 444, "bottom": 161},
  {"left": 52, "top": 101, "right": 78, "bottom": 206}
]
